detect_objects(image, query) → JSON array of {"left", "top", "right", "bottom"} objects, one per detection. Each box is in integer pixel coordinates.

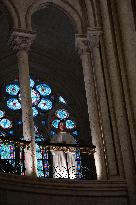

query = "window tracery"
[{"left": 0, "top": 77, "right": 80, "bottom": 178}]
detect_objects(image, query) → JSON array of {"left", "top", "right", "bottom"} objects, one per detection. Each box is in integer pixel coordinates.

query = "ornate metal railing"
[{"left": 0, "top": 140, "right": 97, "bottom": 180}]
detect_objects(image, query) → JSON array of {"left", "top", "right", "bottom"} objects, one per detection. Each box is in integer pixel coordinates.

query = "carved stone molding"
[
  {"left": 75, "top": 34, "right": 89, "bottom": 56},
  {"left": 8, "top": 29, "right": 36, "bottom": 51},
  {"left": 87, "top": 28, "right": 102, "bottom": 49}
]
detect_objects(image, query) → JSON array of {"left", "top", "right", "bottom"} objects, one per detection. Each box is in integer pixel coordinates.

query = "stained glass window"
[
  {"left": 32, "top": 107, "right": 38, "bottom": 117},
  {"left": 56, "top": 109, "right": 69, "bottom": 119},
  {"left": 52, "top": 119, "right": 60, "bottom": 128},
  {"left": 38, "top": 99, "right": 52, "bottom": 110},
  {"left": 30, "top": 78, "right": 35, "bottom": 88},
  {"left": 6, "top": 84, "right": 20, "bottom": 96},
  {"left": 0, "top": 77, "right": 80, "bottom": 178},
  {"left": 66, "top": 120, "right": 75, "bottom": 129},
  {"left": 7, "top": 98, "right": 21, "bottom": 110},
  {"left": 31, "top": 90, "right": 40, "bottom": 105},
  {"left": 0, "top": 119, "right": 12, "bottom": 129},
  {"left": 59, "top": 96, "right": 66, "bottom": 104},
  {"left": 0, "top": 110, "right": 5, "bottom": 118},
  {"left": 36, "top": 84, "right": 51, "bottom": 96}
]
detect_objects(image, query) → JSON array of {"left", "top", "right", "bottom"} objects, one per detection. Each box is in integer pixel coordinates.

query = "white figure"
[{"left": 51, "top": 122, "right": 76, "bottom": 179}]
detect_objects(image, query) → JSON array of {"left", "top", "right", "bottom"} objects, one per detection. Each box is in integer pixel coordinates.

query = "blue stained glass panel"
[
  {"left": 37, "top": 160, "right": 44, "bottom": 177},
  {"left": 0, "top": 131, "right": 5, "bottom": 137},
  {"left": 6, "top": 84, "right": 20, "bottom": 95},
  {"left": 32, "top": 107, "right": 38, "bottom": 117},
  {"left": 72, "top": 130, "right": 79, "bottom": 136},
  {"left": 52, "top": 119, "right": 60, "bottom": 128},
  {"left": 30, "top": 79, "right": 35, "bottom": 88},
  {"left": 8, "top": 130, "right": 14, "bottom": 135},
  {"left": 36, "top": 144, "right": 42, "bottom": 159},
  {"left": 56, "top": 109, "right": 69, "bottom": 119},
  {"left": 0, "top": 144, "right": 11, "bottom": 159},
  {"left": 59, "top": 96, "right": 66, "bottom": 104},
  {"left": 38, "top": 99, "right": 52, "bottom": 110},
  {"left": 0, "top": 118, "right": 12, "bottom": 129},
  {"left": 66, "top": 120, "right": 75, "bottom": 129},
  {"left": 17, "top": 120, "right": 22, "bottom": 125},
  {"left": 50, "top": 130, "right": 56, "bottom": 136},
  {"left": 0, "top": 110, "right": 5, "bottom": 118},
  {"left": 31, "top": 89, "right": 40, "bottom": 105},
  {"left": 41, "top": 120, "right": 46, "bottom": 126},
  {"left": 36, "top": 84, "right": 51, "bottom": 96},
  {"left": 7, "top": 98, "right": 21, "bottom": 110},
  {"left": 35, "top": 135, "right": 44, "bottom": 142}
]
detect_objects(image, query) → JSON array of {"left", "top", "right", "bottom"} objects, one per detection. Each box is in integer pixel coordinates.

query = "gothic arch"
[
  {"left": 25, "top": 0, "right": 84, "bottom": 34},
  {"left": 1, "top": 0, "right": 20, "bottom": 28}
]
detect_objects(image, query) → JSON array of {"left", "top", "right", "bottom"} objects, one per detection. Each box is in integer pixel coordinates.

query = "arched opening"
[
  {"left": 0, "top": 5, "right": 97, "bottom": 180},
  {"left": 30, "top": 6, "right": 97, "bottom": 179}
]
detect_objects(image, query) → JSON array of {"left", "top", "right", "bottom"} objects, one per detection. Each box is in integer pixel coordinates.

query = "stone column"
[
  {"left": 87, "top": 28, "right": 121, "bottom": 179},
  {"left": 76, "top": 35, "right": 107, "bottom": 179},
  {"left": 8, "top": 29, "right": 37, "bottom": 176},
  {"left": 98, "top": 1, "right": 136, "bottom": 203}
]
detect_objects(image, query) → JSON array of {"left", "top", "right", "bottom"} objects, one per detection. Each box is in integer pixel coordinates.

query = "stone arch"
[
  {"left": 25, "top": 0, "right": 84, "bottom": 34},
  {"left": 1, "top": 0, "right": 21, "bottom": 28}
]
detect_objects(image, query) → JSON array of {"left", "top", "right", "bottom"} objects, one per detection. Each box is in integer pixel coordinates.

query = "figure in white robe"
[{"left": 50, "top": 122, "right": 76, "bottom": 179}]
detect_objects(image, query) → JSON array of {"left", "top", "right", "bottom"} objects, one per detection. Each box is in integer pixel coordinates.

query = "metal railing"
[{"left": 0, "top": 141, "right": 97, "bottom": 180}]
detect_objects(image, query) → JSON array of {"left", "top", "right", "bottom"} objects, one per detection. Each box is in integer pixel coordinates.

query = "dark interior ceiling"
[{"left": 0, "top": 6, "right": 92, "bottom": 143}]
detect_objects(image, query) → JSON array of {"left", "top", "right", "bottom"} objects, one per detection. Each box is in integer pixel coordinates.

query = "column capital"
[
  {"left": 75, "top": 34, "right": 89, "bottom": 56},
  {"left": 8, "top": 29, "right": 36, "bottom": 51},
  {"left": 87, "top": 28, "right": 102, "bottom": 48}
]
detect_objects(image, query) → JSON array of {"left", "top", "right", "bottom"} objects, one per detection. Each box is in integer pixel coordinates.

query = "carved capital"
[
  {"left": 8, "top": 29, "right": 36, "bottom": 51},
  {"left": 87, "top": 28, "right": 102, "bottom": 49},
  {"left": 75, "top": 34, "right": 90, "bottom": 56}
]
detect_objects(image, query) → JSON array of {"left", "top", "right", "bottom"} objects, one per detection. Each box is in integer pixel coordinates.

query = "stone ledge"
[{"left": 0, "top": 173, "right": 128, "bottom": 197}]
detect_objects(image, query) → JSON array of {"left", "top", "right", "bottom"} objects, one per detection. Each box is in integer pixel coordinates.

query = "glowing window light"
[
  {"left": 72, "top": 130, "right": 79, "bottom": 137},
  {"left": 59, "top": 96, "right": 66, "bottom": 104},
  {"left": 36, "top": 144, "right": 42, "bottom": 159},
  {"left": 36, "top": 84, "right": 51, "bottom": 96},
  {"left": 52, "top": 119, "right": 60, "bottom": 128},
  {"left": 0, "top": 144, "right": 11, "bottom": 159},
  {"left": 50, "top": 130, "right": 56, "bottom": 136},
  {"left": 0, "top": 118, "right": 12, "bottom": 129},
  {"left": 0, "top": 131, "right": 5, "bottom": 137},
  {"left": 7, "top": 98, "right": 21, "bottom": 110},
  {"left": 6, "top": 84, "right": 20, "bottom": 95},
  {"left": 66, "top": 120, "right": 75, "bottom": 129},
  {"left": 38, "top": 99, "right": 52, "bottom": 110},
  {"left": 37, "top": 160, "right": 44, "bottom": 177},
  {"left": 56, "top": 109, "right": 69, "bottom": 119},
  {"left": 32, "top": 107, "right": 38, "bottom": 117},
  {"left": 35, "top": 135, "right": 44, "bottom": 142},
  {"left": 0, "top": 110, "right": 5, "bottom": 118},
  {"left": 30, "top": 79, "right": 35, "bottom": 88},
  {"left": 31, "top": 89, "right": 40, "bottom": 105}
]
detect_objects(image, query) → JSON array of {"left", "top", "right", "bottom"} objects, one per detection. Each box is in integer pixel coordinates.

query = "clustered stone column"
[
  {"left": 76, "top": 31, "right": 107, "bottom": 179},
  {"left": 8, "top": 29, "right": 37, "bottom": 176}
]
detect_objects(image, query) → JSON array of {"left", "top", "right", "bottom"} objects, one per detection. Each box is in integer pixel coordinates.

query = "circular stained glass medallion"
[
  {"left": 0, "top": 118, "right": 12, "bottom": 129},
  {"left": 56, "top": 109, "right": 69, "bottom": 119},
  {"left": 6, "top": 84, "right": 20, "bottom": 96},
  {"left": 31, "top": 89, "right": 40, "bottom": 105},
  {"left": 38, "top": 99, "right": 52, "bottom": 110},
  {"left": 0, "top": 110, "right": 5, "bottom": 118},
  {"left": 36, "top": 84, "right": 51, "bottom": 96},
  {"left": 52, "top": 119, "right": 60, "bottom": 128},
  {"left": 7, "top": 98, "right": 21, "bottom": 110},
  {"left": 66, "top": 120, "right": 75, "bottom": 129}
]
